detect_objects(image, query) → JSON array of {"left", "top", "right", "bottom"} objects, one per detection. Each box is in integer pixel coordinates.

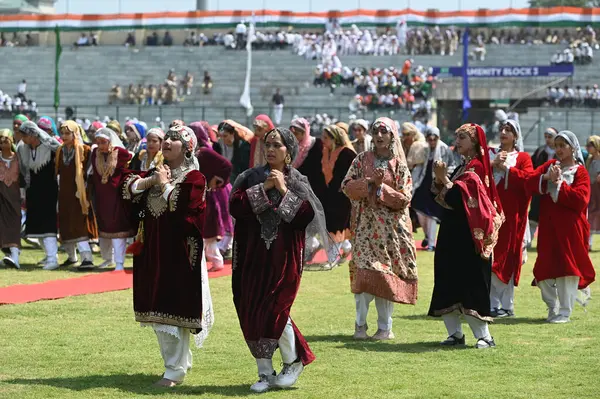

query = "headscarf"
[
  {"left": 254, "top": 114, "right": 275, "bottom": 131},
  {"left": 95, "top": 127, "right": 125, "bottom": 149},
  {"left": 170, "top": 119, "right": 185, "bottom": 128},
  {"left": 146, "top": 127, "right": 165, "bottom": 141},
  {"left": 335, "top": 121, "right": 349, "bottom": 135},
  {"left": 221, "top": 119, "right": 254, "bottom": 142},
  {"left": 370, "top": 117, "right": 405, "bottom": 162},
  {"left": 199, "top": 121, "right": 218, "bottom": 143},
  {"left": 545, "top": 127, "right": 558, "bottom": 139},
  {"left": 351, "top": 119, "right": 369, "bottom": 132},
  {"left": 13, "top": 114, "right": 28, "bottom": 124},
  {"left": 165, "top": 125, "right": 200, "bottom": 171},
  {"left": 189, "top": 122, "right": 211, "bottom": 149},
  {"left": 91, "top": 121, "right": 104, "bottom": 131},
  {"left": 107, "top": 120, "right": 122, "bottom": 135},
  {"left": 290, "top": 117, "right": 312, "bottom": 168},
  {"left": 18, "top": 121, "right": 61, "bottom": 186},
  {"left": 556, "top": 130, "right": 584, "bottom": 165},
  {"left": 56, "top": 121, "right": 90, "bottom": 215},
  {"left": 126, "top": 123, "right": 146, "bottom": 152},
  {"left": 0, "top": 128, "right": 16, "bottom": 152},
  {"left": 37, "top": 116, "right": 59, "bottom": 137},
  {"left": 232, "top": 127, "right": 338, "bottom": 263},
  {"left": 322, "top": 124, "right": 355, "bottom": 185},
  {"left": 586, "top": 135, "right": 600, "bottom": 169},
  {"left": 452, "top": 123, "right": 504, "bottom": 260},
  {"left": 0, "top": 129, "right": 19, "bottom": 187},
  {"left": 502, "top": 119, "right": 524, "bottom": 152}
]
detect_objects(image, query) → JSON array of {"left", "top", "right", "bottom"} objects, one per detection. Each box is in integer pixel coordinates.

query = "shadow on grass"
[
  {"left": 492, "top": 317, "right": 547, "bottom": 325},
  {"left": 6, "top": 373, "right": 265, "bottom": 396},
  {"left": 304, "top": 334, "right": 465, "bottom": 353}
]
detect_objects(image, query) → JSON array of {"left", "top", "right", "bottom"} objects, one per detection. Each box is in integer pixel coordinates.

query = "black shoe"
[
  {"left": 421, "top": 239, "right": 429, "bottom": 248},
  {"left": 77, "top": 260, "right": 95, "bottom": 270},
  {"left": 61, "top": 258, "right": 78, "bottom": 267},
  {"left": 495, "top": 309, "right": 514, "bottom": 318},
  {"left": 490, "top": 308, "right": 499, "bottom": 318},
  {"left": 475, "top": 337, "right": 496, "bottom": 349},
  {"left": 440, "top": 334, "right": 466, "bottom": 346},
  {"left": 221, "top": 249, "right": 232, "bottom": 260}
]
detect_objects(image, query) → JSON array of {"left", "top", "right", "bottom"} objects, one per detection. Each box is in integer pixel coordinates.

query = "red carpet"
[{"left": 0, "top": 261, "right": 232, "bottom": 306}]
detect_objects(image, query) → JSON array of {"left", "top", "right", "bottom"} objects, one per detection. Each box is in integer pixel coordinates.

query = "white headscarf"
[
  {"left": 96, "top": 127, "right": 125, "bottom": 149},
  {"left": 504, "top": 119, "right": 524, "bottom": 152},
  {"left": 557, "top": 130, "right": 584, "bottom": 165},
  {"left": 18, "top": 121, "right": 61, "bottom": 186}
]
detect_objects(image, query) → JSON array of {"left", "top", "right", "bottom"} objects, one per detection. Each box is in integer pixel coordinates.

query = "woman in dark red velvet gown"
[
  {"left": 90, "top": 128, "right": 135, "bottom": 270},
  {"left": 122, "top": 125, "right": 214, "bottom": 387},
  {"left": 230, "top": 127, "right": 333, "bottom": 393}
]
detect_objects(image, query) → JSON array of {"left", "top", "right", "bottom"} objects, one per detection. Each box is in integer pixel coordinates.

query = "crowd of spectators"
[
  {"left": 0, "top": 32, "right": 35, "bottom": 47},
  {"left": 551, "top": 42, "right": 594, "bottom": 66},
  {"left": 545, "top": 85, "right": 600, "bottom": 108},
  {"left": 0, "top": 80, "right": 38, "bottom": 119},
  {"left": 108, "top": 70, "right": 214, "bottom": 105},
  {"left": 312, "top": 58, "right": 435, "bottom": 112}
]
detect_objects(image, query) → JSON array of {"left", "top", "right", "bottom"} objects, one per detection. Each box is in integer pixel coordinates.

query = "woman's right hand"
[{"left": 263, "top": 177, "right": 275, "bottom": 191}]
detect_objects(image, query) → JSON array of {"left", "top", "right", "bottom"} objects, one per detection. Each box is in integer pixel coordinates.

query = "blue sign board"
[{"left": 432, "top": 64, "right": 574, "bottom": 78}]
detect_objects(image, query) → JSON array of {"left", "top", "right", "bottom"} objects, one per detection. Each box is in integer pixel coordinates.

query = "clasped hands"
[
  {"left": 366, "top": 168, "right": 385, "bottom": 188},
  {"left": 543, "top": 164, "right": 561, "bottom": 184},
  {"left": 263, "top": 169, "right": 288, "bottom": 195}
]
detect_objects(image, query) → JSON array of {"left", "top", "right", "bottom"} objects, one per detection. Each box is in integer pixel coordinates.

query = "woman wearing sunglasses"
[{"left": 342, "top": 117, "right": 418, "bottom": 341}]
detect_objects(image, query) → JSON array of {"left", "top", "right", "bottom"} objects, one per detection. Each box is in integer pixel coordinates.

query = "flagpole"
[{"left": 54, "top": 25, "right": 63, "bottom": 119}]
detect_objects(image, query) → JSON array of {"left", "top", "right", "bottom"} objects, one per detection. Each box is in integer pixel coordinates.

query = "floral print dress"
[{"left": 342, "top": 151, "right": 418, "bottom": 305}]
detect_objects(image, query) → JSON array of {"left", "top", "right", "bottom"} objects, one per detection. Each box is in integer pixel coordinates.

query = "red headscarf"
[
  {"left": 452, "top": 123, "right": 504, "bottom": 260},
  {"left": 254, "top": 114, "right": 275, "bottom": 130}
]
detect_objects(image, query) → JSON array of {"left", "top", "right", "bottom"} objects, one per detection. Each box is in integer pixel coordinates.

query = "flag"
[
  {"left": 461, "top": 28, "right": 471, "bottom": 121},
  {"left": 54, "top": 25, "right": 63, "bottom": 110},
  {"left": 239, "top": 16, "right": 255, "bottom": 117}
]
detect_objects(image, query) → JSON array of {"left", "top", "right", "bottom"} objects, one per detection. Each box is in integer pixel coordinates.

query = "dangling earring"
[{"left": 285, "top": 154, "right": 291, "bottom": 165}]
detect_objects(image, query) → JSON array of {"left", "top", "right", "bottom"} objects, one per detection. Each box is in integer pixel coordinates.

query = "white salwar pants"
[
  {"left": 490, "top": 274, "right": 515, "bottom": 312},
  {"left": 203, "top": 238, "right": 224, "bottom": 269},
  {"left": 355, "top": 293, "right": 394, "bottom": 331},
  {"left": 256, "top": 318, "right": 298, "bottom": 376},
  {"left": 99, "top": 237, "right": 127, "bottom": 265},
  {"left": 41, "top": 237, "right": 59, "bottom": 263},
  {"left": 416, "top": 212, "right": 438, "bottom": 245},
  {"left": 64, "top": 241, "right": 92, "bottom": 262},
  {"left": 442, "top": 310, "right": 491, "bottom": 340},
  {"left": 217, "top": 234, "right": 233, "bottom": 253},
  {"left": 154, "top": 327, "right": 193, "bottom": 382},
  {"left": 273, "top": 104, "right": 284, "bottom": 125},
  {"left": 538, "top": 276, "right": 580, "bottom": 318}
]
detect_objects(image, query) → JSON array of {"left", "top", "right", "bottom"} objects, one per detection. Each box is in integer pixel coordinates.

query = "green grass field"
[{"left": 0, "top": 236, "right": 598, "bottom": 399}]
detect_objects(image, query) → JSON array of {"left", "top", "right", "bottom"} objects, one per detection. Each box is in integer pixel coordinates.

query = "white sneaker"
[
  {"left": 274, "top": 361, "right": 304, "bottom": 388},
  {"left": 42, "top": 260, "right": 60, "bottom": 270},
  {"left": 547, "top": 308, "right": 559, "bottom": 322},
  {"left": 548, "top": 315, "right": 570, "bottom": 324},
  {"left": 98, "top": 260, "right": 115, "bottom": 269},
  {"left": 3, "top": 256, "right": 20, "bottom": 269},
  {"left": 250, "top": 373, "right": 275, "bottom": 393}
]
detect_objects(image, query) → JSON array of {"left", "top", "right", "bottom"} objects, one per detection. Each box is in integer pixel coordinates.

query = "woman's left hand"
[
  {"left": 433, "top": 160, "right": 447, "bottom": 181},
  {"left": 270, "top": 170, "right": 287, "bottom": 195}
]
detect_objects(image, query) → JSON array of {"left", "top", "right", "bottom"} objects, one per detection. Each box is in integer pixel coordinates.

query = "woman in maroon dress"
[
  {"left": 90, "top": 128, "right": 135, "bottom": 270},
  {"left": 123, "top": 125, "right": 213, "bottom": 387},
  {"left": 230, "top": 127, "right": 334, "bottom": 393}
]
